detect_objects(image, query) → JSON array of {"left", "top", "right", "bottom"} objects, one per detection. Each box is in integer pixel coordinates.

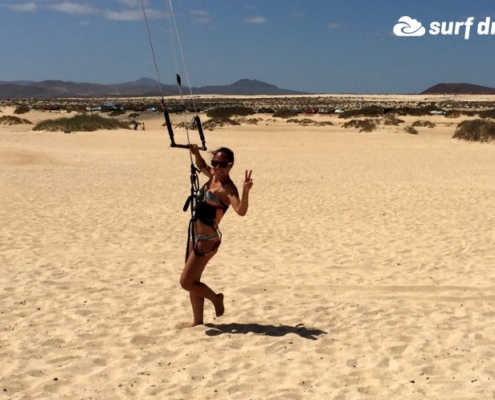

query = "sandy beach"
[{"left": 1, "top": 100, "right": 495, "bottom": 399}]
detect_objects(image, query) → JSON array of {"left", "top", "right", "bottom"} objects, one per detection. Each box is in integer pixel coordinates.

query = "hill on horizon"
[
  {"left": 421, "top": 83, "right": 495, "bottom": 94},
  {"left": 0, "top": 78, "right": 305, "bottom": 98}
]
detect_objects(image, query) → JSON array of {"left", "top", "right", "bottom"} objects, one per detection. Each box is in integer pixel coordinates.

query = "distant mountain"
[
  {"left": 421, "top": 83, "right": 495, "bottom": 94},
  {"left": 195, "top": 79, "right": 303, "bottom": 95},
  {"left": 0, "top": 78, "right": 305, "bottom": 98}
]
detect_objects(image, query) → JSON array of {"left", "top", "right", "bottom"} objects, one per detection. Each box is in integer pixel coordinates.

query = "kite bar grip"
[
  {"left": 164, "top": 110, "right": 176, "bottom": 147},
  {"left": 194, "top": 116, "right": 207, "bottom": 151}
]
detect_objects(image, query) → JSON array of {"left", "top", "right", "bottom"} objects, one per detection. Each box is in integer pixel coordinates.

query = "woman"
[{"left": 179, "top": 145, "right": 253, "bottom": 327}]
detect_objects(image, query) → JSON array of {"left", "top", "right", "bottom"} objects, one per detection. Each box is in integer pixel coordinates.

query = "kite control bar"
[{"left": 161, "top": 74, "right": 207, "bottom": 151}]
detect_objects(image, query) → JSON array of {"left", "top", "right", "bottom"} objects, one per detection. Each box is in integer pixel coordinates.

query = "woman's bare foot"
[
  {"left": 176, "top": 321, "right": 203, "bottom": 329},
  {"left": 214, "top": 293, "right": 224, "bottom": 317}
]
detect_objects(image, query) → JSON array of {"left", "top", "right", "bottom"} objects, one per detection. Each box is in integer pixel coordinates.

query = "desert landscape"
[{"left": 1, "top": 94, "right": 495, "bottom": 399}]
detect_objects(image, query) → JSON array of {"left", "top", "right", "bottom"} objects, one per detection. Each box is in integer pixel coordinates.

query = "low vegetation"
[
  {"left": 404, "top": 126, "right": 419, "bottom": 135},
  {"left": 453, "top": 119, "right": 495, "bottom": 142},
  {"left": 202, "top": 117, "right": 240, "bottom": 131},
  {"left": 342, "top": 118, "right": 377, "bottom": 132},
  {"left": 478, "top": 109, "right": 495, "bottom": 119},
  {"left": 33, "top": 114, "right": 130, "bottom": 132},
  {"left": 273, "top": 109, "right": 299, "bottom": 119},
  {"left": 339, "top": 106, "right": 384, "bottom": 119},
  {"left": 382, "top": 113, "right": 404, "bottom": 126},
  {"left": 411, "top": 120, "right": 435, "bottom": 128},
  {"left": 206, "top": 106, "right": 254, "bottom": 119},
  {"left": 392, "top": 105, "right": 443, "bottom": 116},
  {"left": 14, "top": 106, "right": 31, "bottom": 114},
  {"left": 286, "top": 118, "right": 333, "bottom": 127},
  {"left": 0, "top": 115, "right": 32, "bottom": 125},
  {"left": 444, "top": 110, "right": 461, "bottom": 118}
]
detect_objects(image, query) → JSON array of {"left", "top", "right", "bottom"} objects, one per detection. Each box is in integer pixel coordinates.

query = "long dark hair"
[{"left": 212, "top": 147, "right": 234, "bottom": 163}]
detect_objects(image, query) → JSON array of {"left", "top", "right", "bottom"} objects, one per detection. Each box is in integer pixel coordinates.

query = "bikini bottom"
[{"left": 192, "top": 232, "right": 221, "bottom": 257}]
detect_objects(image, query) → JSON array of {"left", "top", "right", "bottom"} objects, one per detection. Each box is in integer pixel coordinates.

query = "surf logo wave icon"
[{"left": 394, "top": 16, "right": 426, "bottom": 36}]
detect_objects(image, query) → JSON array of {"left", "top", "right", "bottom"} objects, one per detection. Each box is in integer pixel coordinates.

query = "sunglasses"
[{"left": 211, "top": 160, "right": 232, "bottom": 168}]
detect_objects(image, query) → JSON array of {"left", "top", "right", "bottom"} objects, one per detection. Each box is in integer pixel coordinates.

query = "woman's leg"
[{"left": 180, "top": 241, "right": 224, "bottom": 326}]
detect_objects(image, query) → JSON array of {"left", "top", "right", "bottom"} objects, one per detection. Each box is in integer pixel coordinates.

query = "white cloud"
[
  {"left": 245, "top": 16, "right": 266, "bottom": 24},
  {"left": 48, "top": 2, "right": 97, "bottom": 15},
  {"left": 5, "top": 2, "right": 37, "bottom": 12},
  {"left": 191, "top": 9, "right": 212, "bottom": 24},
  {"left": 103, "top": 8, "right": 166, "bottom": 21},
  {"left": 119, "top": 0, "right": 148, "bottom": 7},
  {"left": 3, "top": 0, "right": 166, "bottom": 22},
  {"left": 327, "top": 22, "right": 342, "bottom": 30}
]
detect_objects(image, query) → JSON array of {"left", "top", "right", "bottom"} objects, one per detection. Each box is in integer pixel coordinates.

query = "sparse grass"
[
  {"left": 0, "top": 115, "right": 32, "bottom": 125},
  {"left": 478, "top": 109, "right": 495, "bottom": 119},
  {"left": 235, "top": 117, "right": 261, "bottom": 125},
  {"left": 393, "top": 105, "right": 442, "bottom": 116},
  {"left": 404, "top": 126, "right": 418, "bottom": 135},
  {"left": 445, "top": 110, "right": 461, "bottom": 118},
  {"left": 342, "top": 119, "right": 377, "bottom": 132},
  {"left": 128, "top": 113, "right": 140, "bottom": 119},
  {"left": 202, "top": 117, "right": 240, "bottom": 131},
  {"left": 33, "top": 114, "right": 130, "bottom": 132},
  {"left": 453, "top": 119, "right": 495, "bottom": 142},
  {"left": 206, "top": 106, "right": 254, "bottom": 119},
  {"left": 273, "top": 109, "right": 298, "bottom": 119},
  {"left": 383, "top": 113, "right": 404, "bottom": 126},
  {"left": 339, "top": 106, "right": 384, "bottom": 119},
  {"left": 411, "top": 120, "right": 435, "bottom": 128},
  {"left": 14, "top": 106, "right": 30, "bottom": 114},
  {"left": 315, "top": 121, "right": 334, "bottom": 127},
  {"left": 286, "top": 118, "right": 333, "bottom": 127}
]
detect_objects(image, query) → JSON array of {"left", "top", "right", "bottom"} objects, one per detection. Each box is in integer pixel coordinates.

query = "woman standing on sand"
[{"left": 179, "top": 144, "right": 253, "bottom": 327}]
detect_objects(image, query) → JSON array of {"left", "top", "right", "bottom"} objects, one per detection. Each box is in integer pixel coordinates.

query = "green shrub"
[
  {"left": 202, "top": 117, "right": 240, "bottom": 131},
  {"left": 445, "top": 110, "right": 461, "bottom": 118},
  {"left": 14, "top": 106, "right": 30, "bottom": 115},
  {"left": 478, "top": 109, "right": 495, "bottom": 119},
  {"left": 33, "top": 114, "right": 130, "bottom": 132},
  {"left": 411, "top": 120, "right": 435, "bottom": 128},
  {"left": 339, "top": 106, "right": 383, "bottom": 119},
  {"left": 273, "top": 109, "right": 298, "bottom": 119},
  {"left": 404, "top": 126, "right": 418, "bottom": 135},
  {"left": 342, "top": 119, "right": 377, "bottom": 132},
  {"left": 0, "top": 115, "right": 32, "bottom": 125},
  {"left": 315, "top": 121, "right": 334, "bottom": 127},
  {"left": 383, "top": 113, "right": 404, "bottom": 126},
  {"left": 453, "top": 119, "right": 495, "bottom": 142},
  {"left": 393, "top": 105, "right": 441, "bottom": 116},
  {"left": 206, "top": 106, "right": 254, "bottom": 119}
]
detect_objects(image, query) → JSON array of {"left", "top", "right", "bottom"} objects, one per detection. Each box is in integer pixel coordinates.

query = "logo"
[
  {"left": 394, "top": 16, "right": 495, "bottom": 39},
  {"left": 393, "top": 16, "right": 426, "bottom": 37}
]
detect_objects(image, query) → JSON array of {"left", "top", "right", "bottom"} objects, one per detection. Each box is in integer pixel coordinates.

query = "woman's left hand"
[{"left": 243, "top": 170, "right": 253, "bottom": 192}]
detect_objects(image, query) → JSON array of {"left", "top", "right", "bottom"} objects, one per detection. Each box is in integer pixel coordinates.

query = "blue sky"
[{"left": 1, "top": 0, "right": 495, "bottom": 93}]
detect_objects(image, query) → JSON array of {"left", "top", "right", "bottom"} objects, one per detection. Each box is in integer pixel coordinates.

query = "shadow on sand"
[{"left": 205, "top": 323, "right": 326, "bottom": 340}]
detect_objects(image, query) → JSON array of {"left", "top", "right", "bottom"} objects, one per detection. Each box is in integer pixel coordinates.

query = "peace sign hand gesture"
[{"left": 243, "top": 170, "right": 253, "bottom": 192}]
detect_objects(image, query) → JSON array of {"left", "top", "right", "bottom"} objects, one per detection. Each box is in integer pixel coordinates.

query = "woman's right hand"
[{"left": 189, "top": 144, "right": 200, "bottom": 155}]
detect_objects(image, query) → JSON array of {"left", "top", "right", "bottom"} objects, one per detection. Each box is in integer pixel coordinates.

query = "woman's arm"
[
  {"left": 189, "top": 144, "right": 212, "bottom": 178},
  {"left": 226, "top": 170, "right": 253, "bottom": 216}
]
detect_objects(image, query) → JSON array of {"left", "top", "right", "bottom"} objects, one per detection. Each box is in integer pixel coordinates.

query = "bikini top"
[{"left": 193, "top": 185, "right": 229, "bottom": 228}]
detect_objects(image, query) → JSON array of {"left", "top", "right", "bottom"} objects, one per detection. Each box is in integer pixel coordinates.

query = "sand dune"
[{"left": 1, "top": 103, "right": 495, "bottom": 399}]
